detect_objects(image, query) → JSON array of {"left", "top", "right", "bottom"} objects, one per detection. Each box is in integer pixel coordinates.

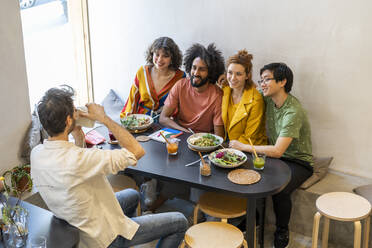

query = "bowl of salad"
[
  {"left": 209, "top": 148, "right": 247, "bottom": 168},
  {"left": 187, "top": 133, "right": 223, "bottom": 152},
  {"left": 120, "top": 114, "right": 153, "bottom": 131}
]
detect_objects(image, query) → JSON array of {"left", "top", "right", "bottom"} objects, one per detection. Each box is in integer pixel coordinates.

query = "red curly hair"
[{"left": 226, "top": 50, "right": 254, "bottom": 89}]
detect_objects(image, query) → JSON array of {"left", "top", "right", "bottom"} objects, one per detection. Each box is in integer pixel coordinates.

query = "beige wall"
[
  {"left": 89, "top": 0, "right": 372, "bottom": 178},
  {"left": 0, "top": 0, "right": 30, "bottom": 173}
]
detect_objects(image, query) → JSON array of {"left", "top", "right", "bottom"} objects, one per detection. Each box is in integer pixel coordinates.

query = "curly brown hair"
[
  {"left": 183, "top": 43, "right": 225, "bottom": 84},
  {"left": 145, "top": 37, "right": 182, "bottom": 71},
  {"left": 37, "top": 85, "right": 75, "bottom": 137},
  {"left": 226, "top": 50, "right": 254, "bottom": 89}
]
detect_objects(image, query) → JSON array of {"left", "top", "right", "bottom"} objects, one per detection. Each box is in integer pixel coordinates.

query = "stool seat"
[
  {"left": 312, "top": 192, "right": 371, "bottom": 248},
  {"left": 198, "top": 192, "right": 246, "bottom": 219},
  {"left": 106, "top": 174, "right": 141, "bottom": 216},
  {"left": 107, "top": 174, "right": 138, "bottom": 193},
  {"left": 316, "top": 192, "right": 371, "bottom": 221},
  {"left": 184, "top": 222, "right": 246, "bottom": 248}
]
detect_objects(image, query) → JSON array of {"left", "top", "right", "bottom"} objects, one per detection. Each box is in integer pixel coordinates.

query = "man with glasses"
[{"left": 230, "top": 63, "right": 313, "bottom": 248}]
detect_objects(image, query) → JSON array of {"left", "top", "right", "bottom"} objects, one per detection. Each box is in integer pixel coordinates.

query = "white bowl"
[
  {"left": 208, "top": 148, "right": 247, "bottom": 168},
  {"left": 120, "top": 114, "right": 153, "bottom": 131},
  {"left": 187, "top": 133, "right": 223, "bottom": 152}
]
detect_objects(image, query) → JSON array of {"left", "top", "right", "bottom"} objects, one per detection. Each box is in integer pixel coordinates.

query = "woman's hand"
[{"left": 229, "top": 140, "right": 248, "bottom": 152}]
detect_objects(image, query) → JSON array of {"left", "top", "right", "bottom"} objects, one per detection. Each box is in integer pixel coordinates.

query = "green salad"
[
  {"left": 190, "top": 134, "right": 219, "bottom": 147},
  {"left": 211, "top": 150, "right": 246, "bottom": 166},
  {"left": 121, "top": 115, "right": 150, "bottom": 129}
]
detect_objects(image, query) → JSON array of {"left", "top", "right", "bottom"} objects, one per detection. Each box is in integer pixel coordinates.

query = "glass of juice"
[
  {"left": 200, "top": 159, "right": 211, "bottom": 176},
  {"left": 252, "top": 153, "right": 266, "bottom": 170},
  {"left": 166, "top": 138, "right": 179, "bottom": 155}
]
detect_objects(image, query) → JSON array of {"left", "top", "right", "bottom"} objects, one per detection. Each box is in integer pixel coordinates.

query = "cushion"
[
  {"left": 300, "top": 156, "right": 333, "bottom": 189},
  {"left": 353, "top": 184, "right": 372, "bottom": 204},
  {"left": 101, "top": 89, "right": 124, "bottom": 124},
  {"left": 20, "top": 106, "right": 49, "bottom": 164}
]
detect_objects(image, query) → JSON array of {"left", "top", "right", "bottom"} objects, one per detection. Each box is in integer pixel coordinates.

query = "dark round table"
[{"left": 100, "top": 124, "right": 291, "bottom": 247}]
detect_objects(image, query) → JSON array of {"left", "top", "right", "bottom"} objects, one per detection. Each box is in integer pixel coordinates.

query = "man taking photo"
[{"left": 31, "top": 86, "right": 187, "bottom": 248}]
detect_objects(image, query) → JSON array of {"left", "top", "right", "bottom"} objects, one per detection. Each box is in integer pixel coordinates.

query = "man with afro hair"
[{"left": 160, "top": 43, "right": 225, "bottom": 137}]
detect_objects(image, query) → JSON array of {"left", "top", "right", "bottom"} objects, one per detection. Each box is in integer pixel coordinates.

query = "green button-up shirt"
[{"left": 265, "top": 94, "right": 313, "bottom": 165}]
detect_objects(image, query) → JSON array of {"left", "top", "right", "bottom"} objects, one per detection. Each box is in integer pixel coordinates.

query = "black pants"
[{"left": 272, "top": 158, "right": 313, "bottom": 229}]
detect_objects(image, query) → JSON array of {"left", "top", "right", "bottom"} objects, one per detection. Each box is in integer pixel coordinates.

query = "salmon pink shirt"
[{"left": 165, "top": 78, "right": 223, "bottom": 133}]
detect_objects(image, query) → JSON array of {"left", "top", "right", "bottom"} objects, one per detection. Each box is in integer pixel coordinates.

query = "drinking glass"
[
  {"left": 199, "top": 159, "right": 211, "bottom": 176},
  {"left": 166, "top": 138, "right": 179, "bottom": 155},
  {"left": 31, "top": 236, "right": 47, "bottom": 248},
  {"left": 252, "top": 153, "right": 266, "bottom": 170},
  {"left": 2, "top": 208, "right": 29, "bottom": 248}
]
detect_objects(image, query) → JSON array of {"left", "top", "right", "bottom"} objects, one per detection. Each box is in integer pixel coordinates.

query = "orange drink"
[{"left": 166, "top": 139, "right": 179, "bottom": 155}]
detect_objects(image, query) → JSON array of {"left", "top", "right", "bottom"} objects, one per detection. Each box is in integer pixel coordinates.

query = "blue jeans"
[{"left": 108, "top": 189, "right": 188, "bottom": 248}]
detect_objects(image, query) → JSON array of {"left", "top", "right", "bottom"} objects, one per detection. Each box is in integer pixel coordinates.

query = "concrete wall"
[
  {"left": 88, "top": 0, "right": 372, "bottom": 178},
  {"left": 0, "top": 0, "right": 31, "bottom": 173}
]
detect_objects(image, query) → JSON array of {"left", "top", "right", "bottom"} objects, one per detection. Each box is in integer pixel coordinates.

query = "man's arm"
[
  {"left": 159, "top": 105, "right": 190, "bottom": 133},
  {"left": 71, "top": 126, "right": 86, "bottom": 148},
  {"left": 81, "top": 103, "right": 145, "bottom": 160},
  {"left": 229, "top": 136, "right": 292, "bottom": 158},
  {"left": 214, "top": 125, "right": 224, "bottom": 138}
]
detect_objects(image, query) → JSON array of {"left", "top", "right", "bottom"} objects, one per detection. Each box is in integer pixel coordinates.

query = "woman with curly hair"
[
  {"left": 120, "top": 37, "right": 185, "bottom": 118},
  {"left": 222, "top": 50, "right": 267, "bottom": 145}
]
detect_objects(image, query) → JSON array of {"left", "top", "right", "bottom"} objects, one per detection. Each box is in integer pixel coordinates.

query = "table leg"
[
  {"left": 257, "top": 197, "right": 266, "bottom": 248},
  {"left": 246, "top": 198, "right": 256, "bottom": 248}
]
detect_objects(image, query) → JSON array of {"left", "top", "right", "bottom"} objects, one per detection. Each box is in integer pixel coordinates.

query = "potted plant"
[
  {"left": 0, "top": 164, "right": 33, "bottom": 247},
  {"left": 3, "top": 164, "right": 32, "bottom": 195}
]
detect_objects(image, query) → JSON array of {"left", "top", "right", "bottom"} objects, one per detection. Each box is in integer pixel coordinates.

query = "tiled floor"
[
  {"left": 133, "top": 224, "right": 343, "bottom": 248},
  {"left": 26, "top": 194, "right": 346, "bottom": 248}
]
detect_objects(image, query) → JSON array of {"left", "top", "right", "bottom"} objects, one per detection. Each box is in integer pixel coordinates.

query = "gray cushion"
[
  {"left": 101, "top": 89, "right": 124, "bottom": 124},
  {"left": 353, "top": 184, "right": 372, "bottom": 204},
  {"left": 20, "top": 106, "right": 49, "bottom": 164},
  {"left": 300, "top": 156, "right": 333, "bottom": 189}
]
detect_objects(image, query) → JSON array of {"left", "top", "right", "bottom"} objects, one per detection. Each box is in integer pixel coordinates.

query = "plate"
[
  {"left": 186, "top": 133, "right": 223, "bottom": 152},
  {"left": 120, "top": 114, "right": 153, "bottom": 131},
  {"left": 208, "top": 148, "right": 247, "bottom": 168}
]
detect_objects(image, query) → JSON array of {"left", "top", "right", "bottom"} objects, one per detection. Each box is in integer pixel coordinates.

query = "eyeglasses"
[{"left": 257, "top": 78, "right": 274, "bottom": 85}]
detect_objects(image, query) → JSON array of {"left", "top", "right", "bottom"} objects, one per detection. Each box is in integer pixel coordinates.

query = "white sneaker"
[{"left": 140, "top": 179, "right": 157, "bottom": 207}]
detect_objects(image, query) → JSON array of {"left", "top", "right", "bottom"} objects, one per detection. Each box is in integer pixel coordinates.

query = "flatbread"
[
  {"left": 136, "top": 135, "right": 150, "bottom": 142},
  {"left": 227, "top": 169, "right": 261, "bottom": 185}
]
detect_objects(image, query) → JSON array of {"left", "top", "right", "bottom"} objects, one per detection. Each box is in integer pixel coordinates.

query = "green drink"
[{"left": 253, "top": 156, "right": 265, "bottom": 170}]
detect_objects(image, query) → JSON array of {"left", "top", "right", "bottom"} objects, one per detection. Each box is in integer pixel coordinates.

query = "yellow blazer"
[{"left": 222, "top": 86, "right": 267, "bottom": 145}]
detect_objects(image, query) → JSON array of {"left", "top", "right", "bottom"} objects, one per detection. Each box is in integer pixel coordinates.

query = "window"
[{"left": 20, "top": 0, "right": 93, "bottom": 110}]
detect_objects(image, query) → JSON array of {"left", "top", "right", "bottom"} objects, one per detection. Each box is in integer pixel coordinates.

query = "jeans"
[
  {"left": 108, "top": 189, "right": 188, "bottom": 248},
  {"left": 272, "top": 158, "right": 313, "bottom": 229}
]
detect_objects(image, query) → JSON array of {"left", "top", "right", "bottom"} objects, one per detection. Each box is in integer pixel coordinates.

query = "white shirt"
[{"left": 31, "top": 140, "right": 140, "bottom": 248}]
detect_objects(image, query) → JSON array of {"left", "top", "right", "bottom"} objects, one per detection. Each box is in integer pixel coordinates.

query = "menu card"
[{"left": 148, "top": 128, "right": 183, "bottom": 143}]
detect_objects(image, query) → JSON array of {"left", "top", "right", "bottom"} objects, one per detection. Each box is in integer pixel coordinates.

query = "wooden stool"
[
  {"left": 180, "top": 221, "right": 248, "bottom": 248},
  {"left": 107, "top": 174, "right": 141, "bottom": 216},
  {"left": 312, "top": 192, "right": 371, "bottom": 248},
  {"left": 193, "top": 192, "right": 247, "bottom": 224}
]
